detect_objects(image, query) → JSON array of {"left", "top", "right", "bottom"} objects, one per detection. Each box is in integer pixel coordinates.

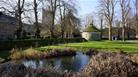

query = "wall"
[{"left": 82, "top": 32, "right": 101, "bottom": 41}]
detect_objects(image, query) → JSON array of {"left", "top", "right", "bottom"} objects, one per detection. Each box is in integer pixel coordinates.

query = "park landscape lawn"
[
  {"left": 1, "top": 40, "right": 138, "bottom": 60},
  {"left": 38, "top": 41, "right": 138, "bottom": 53}
]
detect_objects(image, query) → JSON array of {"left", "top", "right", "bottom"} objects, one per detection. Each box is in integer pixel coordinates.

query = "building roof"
[
  {"left": 0, "top": 12, "right": 17, "bottom": 21},
  {"left": 0, "top": 12, "right": 36, "bottom": 34},
  {"left": 84, "top": 24, "right": 100, "bottom": 32}
]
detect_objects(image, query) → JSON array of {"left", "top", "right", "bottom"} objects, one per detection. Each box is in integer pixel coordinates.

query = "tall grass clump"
[
  {"left": 0, "top": 57, "right": 5, "bottom": 63},
  {"left": 10, "top": 48, "right": 40, "bottom": 60},
  {"left": 81, "top": 52, "right": 138, "bottom": 77},
  {"left": 9, "top": 48, "right": 77, "bottom": 60}
]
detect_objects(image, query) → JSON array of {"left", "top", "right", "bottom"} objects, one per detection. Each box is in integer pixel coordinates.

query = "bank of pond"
[
  {"left": 0, "top": 48, "right": 138, "bottom": 77},
  {"left": 0, "top": 48, "right": 97, "bottom": 71}
]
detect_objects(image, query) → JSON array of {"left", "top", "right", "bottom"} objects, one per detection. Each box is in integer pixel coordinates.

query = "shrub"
[
  {"left": 10, "top": 48, "right": 23, "bottom": 60},
  {"left": 129, "top": 54, "right": 138, "bottom": 64},
  {"left": 0, "top": 62, "right": 27, "bottom": 77},
  {"left": 0, "top": 62, "right": 80, "bottom": 77},
  {"left": 10, "top": 48, "right": 40, "bottom": 60},
  {"left": 81, "top": 52, "right": 138, "bottom": 77},
  {"left": 0, "top": 38, "right": 86, "bottom": 50}
]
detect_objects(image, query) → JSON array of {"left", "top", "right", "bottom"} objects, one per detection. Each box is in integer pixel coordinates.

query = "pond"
[{"left": 22, "top": 52, "right": 90, "bottom": 72}]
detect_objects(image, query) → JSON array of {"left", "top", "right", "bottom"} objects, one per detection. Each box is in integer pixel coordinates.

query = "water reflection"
[{"left": 22, "top": 52, "right": 90, "bottom": 72}]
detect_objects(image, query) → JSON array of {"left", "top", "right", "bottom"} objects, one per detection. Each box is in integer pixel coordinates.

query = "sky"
[
  {"left": 77, "top": 0, "right": 134, "bottom": 28},
  {"left": 77, "top": 0, "right": 99, "bottom": 16},
  {"left": 76, "top": 0, "right": 99, "bottom": 29}
]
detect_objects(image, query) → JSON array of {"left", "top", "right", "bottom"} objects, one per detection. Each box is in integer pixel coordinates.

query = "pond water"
[{"left": 22, "top": 52, "right": 90, "bottom": 72}]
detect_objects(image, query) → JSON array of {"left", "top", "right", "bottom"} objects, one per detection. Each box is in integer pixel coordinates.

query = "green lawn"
[{"left": 38, "top": 41, "right": 138, "bottom": 53}]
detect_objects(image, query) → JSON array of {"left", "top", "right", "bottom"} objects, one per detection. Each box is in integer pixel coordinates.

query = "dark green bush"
[{"left": 0, "top": 38, "right": 86, "bottom": 50}]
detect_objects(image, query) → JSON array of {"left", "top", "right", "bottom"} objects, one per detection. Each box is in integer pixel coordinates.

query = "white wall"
[
  {"left": 82, "top": 32, "right": 92, "bottom": 40},
  {"left": 82, "top": 32, "right": 101, "bottom": 41}
]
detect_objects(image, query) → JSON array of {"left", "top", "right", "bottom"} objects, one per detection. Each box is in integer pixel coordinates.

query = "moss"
[{"left": 84, "top": 24, "right": 100, "bottom": 32}]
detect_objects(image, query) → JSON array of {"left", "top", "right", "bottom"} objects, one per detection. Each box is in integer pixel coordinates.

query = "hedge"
[{"left": 0, "top": 38, "right": 86, "bottom": 50}]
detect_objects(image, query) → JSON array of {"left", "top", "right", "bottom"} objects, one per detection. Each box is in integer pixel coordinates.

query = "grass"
[
  {"left": 1, "top": 40, "right": 138, "bottom": 59},
  {"left": 10, "top": 48, "right": 40, "bottom": 60},
  {"left": 38, "top": 41, "right": 138, "bottom": 53}
]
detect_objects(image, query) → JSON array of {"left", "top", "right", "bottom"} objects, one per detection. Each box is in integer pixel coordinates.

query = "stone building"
[
  {"left": 0, "top": 12, "right": 35, "bottom": 39},
  {"left": 0, "top": 12, "right": 18, "bottom": 39},
  {"left": 82, "top": 24, "right": 101, "bottom": 41}
]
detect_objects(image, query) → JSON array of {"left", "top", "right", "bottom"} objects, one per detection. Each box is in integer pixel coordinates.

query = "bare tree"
[
  {"left": 0, "top": 0, "right": 17, "bottom": 16},
  {"left": 42, "top": 8, "right": 52, "bottom": 37},
  {"left": 15, "top": 0, "right": 25, "bottom": 38},
  {"left": 99, "top": 0, "right": 116, "bottom": 41},
  {"left": 41, "top": 0, "right": 78, "bottom": 38},
  {"left": 44, "top": 0, "right": 59, "bottom": 38},
  {"left": 99, "top": 14, "right": 104, "bottom": 39},
  {"left": 0, "top": 0, "right": 25, "bottom": 38},
  {"left": 84, "top": 14, "right": 94, "bottom": 28},
  {"left": 133, "top": 0, "right": 138, "bottom": 35},
  {"left": 34, "top": 0, "right": 41, "bottom": 38},
  {"left": 58, "top": 0, "right": 78, "bottom": 38},
  {"left": 59, "top": 0, "right": 66, "bottom": 38},
  {"left": 119, "top": 0, "right": 131, "bottom": 41},
  {"left": 134, "top": 0, "right": 138, "bottom": 24},
  {"left": 42, "top": 0, "right": 59, "bottom": 38},
  {"left": 97, "top": 9, "right": 105, "bottom": 39},
  {"left": 65, "top": 9, "right": 80, "bottom": 38}
]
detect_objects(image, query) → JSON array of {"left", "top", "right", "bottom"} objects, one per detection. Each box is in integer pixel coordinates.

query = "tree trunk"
[
  {"left": 34, "top": 0, "right": 40, "bottom": 38},
  {"left": 120, "top": 0, "right": 130, "bottom": 41},
  {"left": 122, "top": 26, "right": 125, "bottom": 41},
  {"left": 135, "top": 0, "right": 138, "bottom": 35},
  {"left": 59, "top": 0, "right": 64, "bottom": 38},
  {"left": 122, "top": 14, "right": 125, "bottom": 41},
  {"left": 109, "top": 24, "right": 112, "bottom": 41},
  {"left": 17, "top": 0, "right": 24, "bottom": 39},
  {"left": 51, "top": 11, "right": 55, "bottom": 38},
  {"left": 122, "top": 12, "right": 125, "bottom": 41},
  {"left": 50, "top": 0, "right": 58, "bottom": 38},
  {"left": 100, "top": 18, "right": 103, "bottom": 39}
]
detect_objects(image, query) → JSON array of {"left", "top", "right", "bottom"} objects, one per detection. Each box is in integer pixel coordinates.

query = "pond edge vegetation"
[
  {"left": 0, "top": 51, "right": 138, "bottom": 77},
  {"left": 0, "top": 38, "right": 86, "bottom": 50}
]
